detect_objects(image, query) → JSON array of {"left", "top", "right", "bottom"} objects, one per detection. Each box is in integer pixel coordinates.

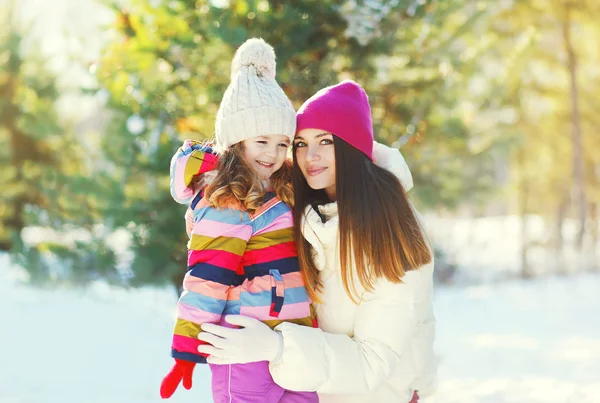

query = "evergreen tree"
[
  {"left": 0, "top": 4, "right": 118, "bottom": 284},
  {"left": 94, "top": 0, "right": 467, "bottom": 289},
  {"left": 0, "top": 14, "right": 63, "bottom": 250}
]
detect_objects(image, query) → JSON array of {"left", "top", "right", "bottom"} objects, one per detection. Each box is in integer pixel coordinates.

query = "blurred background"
[{"left": 1, "top": 0, "right": 598, "bottom": 402}]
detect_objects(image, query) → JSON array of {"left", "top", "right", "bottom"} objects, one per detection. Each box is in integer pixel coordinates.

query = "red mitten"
[{"left": 160, "top": 359, "right": 196, "bottom": 399}]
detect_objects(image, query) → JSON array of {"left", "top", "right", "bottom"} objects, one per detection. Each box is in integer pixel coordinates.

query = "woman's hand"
[{"left": 198, "top": 315, "right": 283, "bottom": 365}]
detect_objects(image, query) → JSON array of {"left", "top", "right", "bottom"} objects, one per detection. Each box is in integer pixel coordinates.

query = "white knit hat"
[{"left": 214, "top": 38, "right": 296, "bottom": 151}]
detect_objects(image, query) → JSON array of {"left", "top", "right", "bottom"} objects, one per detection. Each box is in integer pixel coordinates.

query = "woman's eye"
[
  {"left": 321, "top": 139, "right": 333, "bottom": 145},
  {"left": 294, "top": 142, "right": 306, "bottom": 148}
]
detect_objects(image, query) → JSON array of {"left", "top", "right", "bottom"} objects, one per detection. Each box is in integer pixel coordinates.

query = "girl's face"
[
  {"left": 242, "top": 134, "right": 290, "bottom": 180},
  {"left": 294, "top": 129, "right": 337, "bottom": 201}
]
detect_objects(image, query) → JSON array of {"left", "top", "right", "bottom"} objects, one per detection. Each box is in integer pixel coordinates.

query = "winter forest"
[{"left": 1, "top": 0, "right": 599, "bottom": 402}]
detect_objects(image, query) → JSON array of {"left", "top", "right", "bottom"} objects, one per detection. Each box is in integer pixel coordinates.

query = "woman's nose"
[{"left": 306, "top": 145, "right": 320, "bottom": 161}]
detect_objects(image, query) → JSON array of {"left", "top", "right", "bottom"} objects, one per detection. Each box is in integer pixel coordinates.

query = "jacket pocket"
[{"left": 269, "top": 269, "right": 285, "bottom": 318}]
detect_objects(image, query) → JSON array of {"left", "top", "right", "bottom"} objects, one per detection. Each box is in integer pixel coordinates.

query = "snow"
[
  {"left": 427, "top": 276, "right": 600, "bottom": 403},
  {"left": 1, "top": 252, "right": 599, "bottom": 402},
  {"left": 0, "top": 253, "right": 211, "bottom": 403}
]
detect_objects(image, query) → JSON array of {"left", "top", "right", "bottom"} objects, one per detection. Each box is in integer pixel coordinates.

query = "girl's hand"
[
  {"left": 198, "top": 315, "right": 283, "bottom": 365},
  {"left": 159, "top": 359, "right": 195, "bottom": 399}
]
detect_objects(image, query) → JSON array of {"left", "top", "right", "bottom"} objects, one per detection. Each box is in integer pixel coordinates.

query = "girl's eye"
[
  {"left": 256, "top": 140, "right": 268, "bottom": 145},
  {"left": 278, "top": 143, "right": 290, "bottom": 148},
  {"left": 294, "top": 141, "right": 306, "bottom": 148}
]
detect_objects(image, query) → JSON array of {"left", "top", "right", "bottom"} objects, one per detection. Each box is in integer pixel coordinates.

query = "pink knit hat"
[{"left": 296, "top": 80, "right": 374, "bottom": 160}]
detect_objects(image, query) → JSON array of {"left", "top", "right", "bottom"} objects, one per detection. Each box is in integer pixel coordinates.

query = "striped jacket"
[{"left": 169, "top": 140, "right": 316, "bottom": 364}]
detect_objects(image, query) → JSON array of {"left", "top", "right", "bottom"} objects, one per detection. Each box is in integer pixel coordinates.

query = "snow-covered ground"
[
  {"left": 428, "top": 276, "right": 600, "bottom": 403},
  {"left": 1, "top": 252, "right": 598, "bottom": 403},
  {"left": 0, "top": 253, "right": 212, "bottom": 403}
]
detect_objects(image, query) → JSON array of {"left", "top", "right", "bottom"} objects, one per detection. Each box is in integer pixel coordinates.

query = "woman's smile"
[{"left": 306, "top": 166, "right": 327, "bottom": 176}]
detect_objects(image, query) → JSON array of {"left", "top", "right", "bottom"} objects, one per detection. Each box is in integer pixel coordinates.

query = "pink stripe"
[
  {"left": 188, "top": 249, "right": 242, "bottom": 270},
  {"left": 244, "top": 272, "right": 306, "bottom": 293},
  {"left": 198, "top": 153, "right": 218, "bottom": 173},
  {"left": 172, "top": 334, "right": 203, "bottom": 353},
  {"left": 177, "top": 302, "right": 222, "bottom": 324},
  {"left": 253, "top": 211, "right": 293, "bottom": 235},
  {"left": 196, "top": 197, "right": 209, "bottom": 209},
  {"left": 280, "top": 272, "right": 308, "bottom": 288},
  {"left": 173, "top": 155, "right": 194, "bottom": 201},
  {"left": 240, "top": 301, "right": 311, "bottom": 321},
  {"left": 183, "top": 276, "right": 232, "bottom": 300},
  {"left": 228, "top": 287, "right": 240, "bottom": 300},
  {"left": 249, "top": 197, "right": 280, "bottom": 219},
  {"left": 243, "top": 242, "right": 297, "bottom": 264},
  {"left": 192, "top": 219, "right": 253, "bottom": 239}
]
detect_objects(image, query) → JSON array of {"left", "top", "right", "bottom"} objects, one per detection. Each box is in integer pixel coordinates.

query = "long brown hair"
[
  {"left": 293, "top": 137, "right": 432, "bottom": 303},
  {"left": 205, "top": 142, "right": 294, "bottom": 213}
]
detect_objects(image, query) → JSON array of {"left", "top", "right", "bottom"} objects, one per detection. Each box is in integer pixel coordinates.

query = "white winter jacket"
[{"left": 270, "top": 142, "right": 436, "bottom": 403}]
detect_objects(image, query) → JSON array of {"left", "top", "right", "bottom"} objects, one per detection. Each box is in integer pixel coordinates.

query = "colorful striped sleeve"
[
  {"left": 169, "top": 140, "right": 219, "bottom": 204},
  {"left": 171, "top": 202, "right": 253, "bottom": 363}
]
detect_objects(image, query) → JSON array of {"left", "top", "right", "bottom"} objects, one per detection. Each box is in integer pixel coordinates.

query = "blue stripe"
[
  {"left": 179, "top": 290, "right": 227, "bottom": 314},
  {"left": 223, "top": 299, "right": 241, "bottom": 315},
  {"left": 181, "top": 142, "right": 215, "bottom": 156},
  {"left": 191, "top": 192, "right": 203, "bottom": 210},
  {"left": 244, "top": 257, "right": 300, "bottom": 280},
  {"left": 240, "top": 286, "right": 309, "bottom": 307},
  {"left": 172, "top": 349, "right": 207, "bottom": 364},
  {"left": 188, "top": 258, "right": 301, "bottom": 284},
  {"left": 193, "top": 205, "right": 251, "bottom": 226},
  {"left": 253, "top": 202, "right": 290, "bottom": 231},
  {"left": 188, "top": 263, "right": 243, "bottom": 286},
  {"left": 269, "top": 269, "right": 283, "bottom": 282},
  {"left": 273, "top": 294, "right": 284, "bottom": 314}
]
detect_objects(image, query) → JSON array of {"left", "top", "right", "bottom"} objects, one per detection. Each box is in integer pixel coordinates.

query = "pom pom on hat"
[
  {"left": 214, "top": 38, "right": 296, "bottom": 151},
  {"left": 230, "top": 38, "right": 276, "bottom": 80}
]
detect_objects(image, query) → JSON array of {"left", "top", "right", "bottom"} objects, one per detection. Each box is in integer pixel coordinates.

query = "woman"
[{"left": 198, "top": 80, "right": 436, "bottom": 403}]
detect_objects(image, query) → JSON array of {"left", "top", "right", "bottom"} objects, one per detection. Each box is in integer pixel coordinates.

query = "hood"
[{"left": 373, "top": 141, "right": 413, "bottom": 191}]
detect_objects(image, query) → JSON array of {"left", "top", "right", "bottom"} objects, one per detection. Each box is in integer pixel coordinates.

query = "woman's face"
[
  {"left": 294, "top": 129, "right": 337, "bottom": 201},
  {"left": 242, "top": 134, "right": 290, "bottom": 180}
]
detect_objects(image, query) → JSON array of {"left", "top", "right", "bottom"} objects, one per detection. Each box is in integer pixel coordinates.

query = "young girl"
[
  {"left": 198, "top": 80, "right": 436, "bottom": 403},
  {"left": 161, "top": 38, "right": 318, "bottom": 403}
]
